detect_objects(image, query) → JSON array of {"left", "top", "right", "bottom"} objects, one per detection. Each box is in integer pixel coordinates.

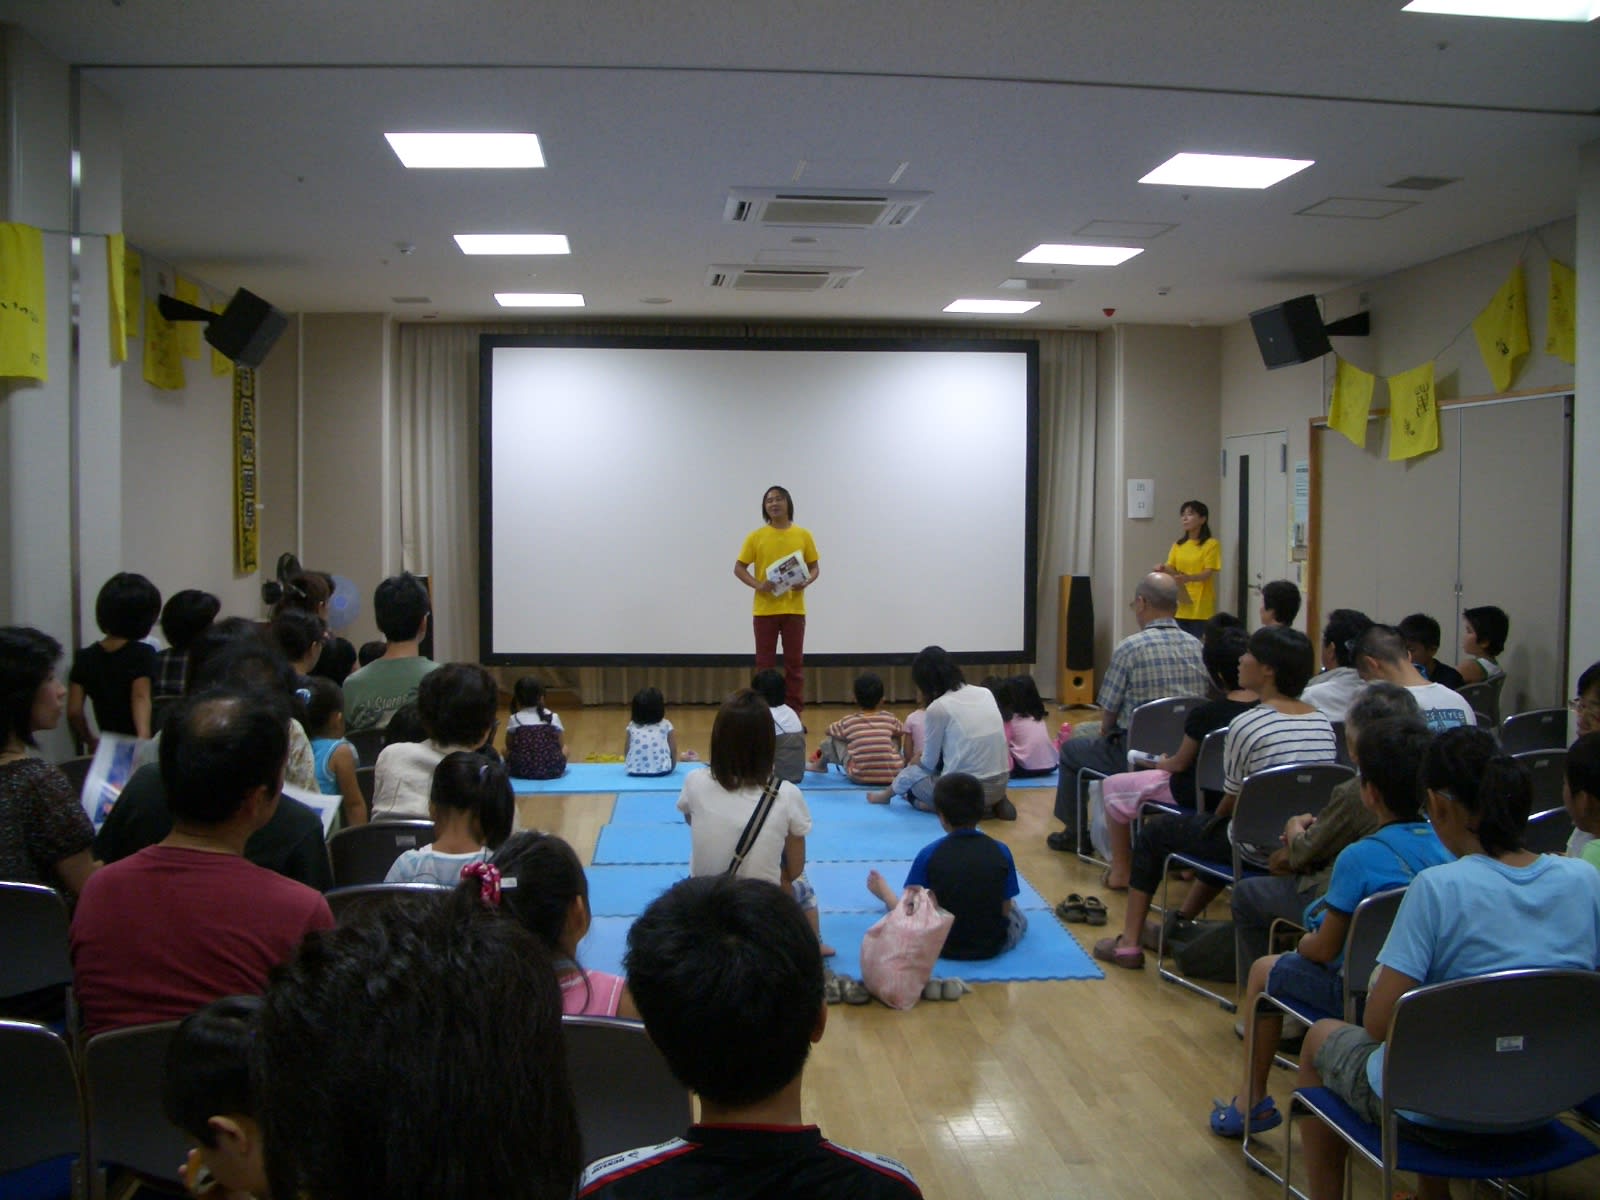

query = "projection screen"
[{"left": 479, "top": 335, "right": 1038, "bottom": 664}]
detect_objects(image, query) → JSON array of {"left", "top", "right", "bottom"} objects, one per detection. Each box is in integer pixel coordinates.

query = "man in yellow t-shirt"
[{"left": 734, "top": 485, "right": 820, "bottom": 714}]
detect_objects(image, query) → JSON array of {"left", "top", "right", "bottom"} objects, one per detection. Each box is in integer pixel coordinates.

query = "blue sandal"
[{"left": 1209, "top": 1096, "right": 1281, "bottom": 1138}]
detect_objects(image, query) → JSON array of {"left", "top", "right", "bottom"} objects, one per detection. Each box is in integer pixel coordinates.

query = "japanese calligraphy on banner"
[
  {"left": 1470, "top": 264, "right": 1529, "bottom": 392},
  {"left": 107, "top": 234, "right": 128, "bottom": 363},
  {"left": 0, "top": 222, "right": 48, "bottom": 381},
  {"left": 1546, "top": 260, "right": 1576, "bottom": 366},
  {"left": 125, "top": 248, "right": 143, "bottom": 339},
  {"left": 175, "top": 277, "right": 203, "bottom": 359},
  {"left": 1329, "top": 358, "right": 1375, "bottom": 448},
  {"left": 143, "top": 298, "right": 185, "bottom": 390},
  {"left": 234, "top": 366, "right": 259, "bottom": 574},
  {"left": 1387, "top": 361, "right": 1438, "bottom": 462}
]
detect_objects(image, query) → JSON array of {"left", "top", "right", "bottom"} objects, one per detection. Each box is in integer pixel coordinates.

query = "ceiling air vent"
[
  {"left": 705, "top": 265, "right": 863, "bottom": 292},
  {"left": 723, "top": 188, "right": 929, "bottom": 229}
]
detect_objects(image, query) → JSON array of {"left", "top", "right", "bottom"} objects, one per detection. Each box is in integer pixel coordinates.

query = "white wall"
[{"left": 1572, "top": 141, "right": 1600, "bottom": 690}]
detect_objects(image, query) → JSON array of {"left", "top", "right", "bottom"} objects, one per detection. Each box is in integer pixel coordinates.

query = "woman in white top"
[
  {"left": 867, "top": 646, "right": 1013, "bottom": 820},
  {"left": 372, "top": 663, "right": 499, "bottom": 821}
]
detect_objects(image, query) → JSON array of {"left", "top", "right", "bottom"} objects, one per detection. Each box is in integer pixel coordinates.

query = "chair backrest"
[
  {"left": 56, "top": 755, "right": 93, "bottom": 796},
  {"left": 1499, "top": 708, "right": 1569, "bottom": 756},
  {"left": 1126, "top": 696, "right": 1205, "bottom": 758},
  {"left": 1511, "top": 748, "right": 1566, "bottom": 814},
  {"left": 355, "top": 765, "right": 377, "bottom": 813},
  {"left": 1194, "top": 728, "right": 1228, "bottom": 809},
  {"left": 84, "top": 1020, "right": 186, "bottom": 1184},
  {"left": 1384, "top": 969, "right": 1600, "bottom": 1127},
  {"left": 0, "top": 881, "right": 73, "bottom": 998},
  {"left": 346, "top": 727, "right": 387, "bottom": 767},
  {"left": 328, "top": 819, "right": 436, "bottom": 888},
  {"left": 0, "top": 1020, "right": 81, "bottom": 1176},
  {"left": 1524, "top": 806, "right": 1575, "bottom": 855},
  {"left": 1458, "top": 679, "right": 1501, "bottom": 725},
  {"left": 1229, "top": 763, "right": 1353, "bottom": 850},
  {"left": 562, "top": 1016, "right": 693, "bottom": 1166},
  {"left": 1330, "top": 721, "right": 1353, "bottom": 769},
  {"left": 1341, "top": 887, "right": 1406, "bottom": 1020},
  {"left": 325, "top": 882, "right": 448, "bottom": 923}
]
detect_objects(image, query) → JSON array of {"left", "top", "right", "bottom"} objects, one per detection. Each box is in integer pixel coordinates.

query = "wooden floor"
[{"left": 510, "top": 703, "right": 1600, "bottom": 1200}]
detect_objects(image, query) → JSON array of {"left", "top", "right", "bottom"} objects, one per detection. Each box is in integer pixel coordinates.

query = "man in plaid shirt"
[{"left": 1048, "top": 573, "right": 1210, "bottom": 851}]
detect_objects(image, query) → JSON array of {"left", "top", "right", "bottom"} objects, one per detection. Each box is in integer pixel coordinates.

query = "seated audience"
[
  {"left": 1259, "top": 580, "right": 1301, "bottom": 629},
  {"left": 341, "top": 572, "right": 438, "bottom": 731},
  {"left": 1301, "top": 608, "right": 1374, "bottom": 722},
  {"left": 1455, "top": 603, "right": 1509, "bottom": 686},
  {"left": 370, "top": 662, "right": 499, "bottom": 820},
  {"left": 68, "top": 571, "right": 162, "bottom": 746},
  {"left": 1352, "top": 625, "right": 1476, "bottom": 731},
  {"left": 1294, "top": 727, "right": 1600, "bottom": 1200},
  {"left": 383, "top": 701, "right": 427, "bottom": 747},
  {"left": 1211, "top": 716, "right": 1449, "bottom": 1138},
  {"left": 1003, "top": 673, "right": 1058, "bottom": 779},
  {"left": 70, "top": 686, "right": 334, "bottom": 1034},
  {"left": 269, "top": 608, "right": 326, "bottom": 685},
  {"left": 357, "top": 639, "right": 385, "bottom": 668},
  {"left": 384, "top": 750, "right": 512, "bottom": 885},
  {"left": 868, "top": 645, "right": 1013, "bottom": 820},
  {"left": 581, "top": 875, "right": 921, "bottom": 1198},
  {"left": 809, "top": 671, "right": 905, "bottom": 786},
  {"left": 1048, "top": 573, "right": 1210, "bottom": 851},
  {"left": 506, "top": 675, "right": 567, "bottom": 780},
  {"left": 256, "top": 893, "right": 580, "bottom": 1200},
  {"left": 162, "top": 995, "right": 268, "bottom": 1200},
  {"left": 1095, "top": 626, "right": 1336, "bottom": 969},
  {"left": 867, "top": 773, "right": 1025, "bottom": 960},
  {"left": 304, "top": 677, "right": 365, "bottom": 828},
  {"left": 271, "top": 570, "right": 356, "bottom": 685},
  {"left": 1395, "top": 612, "right": 1464, "bottom": 691},
  {"left": 153, "top": 588, "right": 220, "bottom": 700},
  {"left": 476, "top": 829, "right": 641, "bottom": 1018},
  {"left": 1565, "top": 732, "right": 1600, "bottom": 874},
  {"left": 1572, "top": 662, "right": 1600, "bottom": 859},
  {"left": 624, "top": 686, "right": 679, "bottom": 777},
  {"left": 753, "top": 667, "right": 806, "bottom": 784}
]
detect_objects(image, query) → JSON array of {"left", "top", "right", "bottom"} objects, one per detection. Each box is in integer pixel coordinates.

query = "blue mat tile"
[
  {"left": 799, "top": 765, "right": 1059, "bottom": 791},
  {"left": 803, "top": 861, "right": 1052, "bottom": 913},
  {"left": 818, "top": 909, "right": 1103, "bottom": 983},
  {"left": 511, "top": 763, "right": 705, "bottom": 794},
  {"left": 593, "top": 819, "right": 940, "bottom": 865},
  {"left": 586, "top": 863, "right": 688, "bottom": 916},
  {"left": 576, "top": 915, "right": 635, "bottom": 977}
]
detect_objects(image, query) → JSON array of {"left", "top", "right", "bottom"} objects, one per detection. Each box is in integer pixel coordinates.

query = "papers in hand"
[
  {"left": 80, "top": 733, "right": 147, "bottom": 830},
  {"left": 765, "top": 551, "right": 810, "bottom": 596}
]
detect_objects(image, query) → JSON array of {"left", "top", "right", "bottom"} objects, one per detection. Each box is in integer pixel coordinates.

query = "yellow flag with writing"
[
  {"left": 1329, "top": 358, "right": 1374, "bottom": 447},
  {"left": 211, "top": 301, "right": 232, "bottom": 375},
  {"left": 143, "top": 299, "right": 185, "bottom": 390},
  {"left": 1471, "top": 264, "right": 1529, "bottom": 392},
  {"left": 175, "top": 276, "right": 203, "bottom": 359},
  {"left": 1546, "top": 260, "right": 1576, "bottom": 366},
  {"left": 0, "top": 222, "right": 49, "bottom": 381},
  {"left": 1387, "top": 362, "right": 1439, "bottom": 462},
  {"left": 125, "top": 248, "right": 142, "bottom": 338},
  {"left": 107, "top": 234, "right": 128, "bottom": 363}
]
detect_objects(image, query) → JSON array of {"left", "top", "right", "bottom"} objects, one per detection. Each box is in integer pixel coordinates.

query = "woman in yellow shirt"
[
  {"left": 733, "top": 485, "right": 820, "bottom": 714},
  {"left": 1156, "top": 500, "right": 1220, "bottom": 638}
]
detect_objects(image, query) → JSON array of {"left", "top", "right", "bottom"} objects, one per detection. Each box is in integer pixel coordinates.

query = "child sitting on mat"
[
  {"left": 1004, "top": 673, "right": 1058, "bottom": 778},
  {"left": 866, "top": 772, "right": 1025, "bottom": 960},
  {"left": 753, "top": 667, "right": 806, "bottom": 783},
  {"left": 807, "top": 670, "right": 905, "bottom": 786},
  {"left": 624, "top": 685, "right": 679, "bottom": 776},
  {"left": 385, "top": 750, "right": 513, "bottom": 885}
]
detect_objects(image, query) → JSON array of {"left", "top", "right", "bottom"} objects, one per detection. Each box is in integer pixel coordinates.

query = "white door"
[{"left": 1220, "top": 432, "right": 1291, "bottom": 627}]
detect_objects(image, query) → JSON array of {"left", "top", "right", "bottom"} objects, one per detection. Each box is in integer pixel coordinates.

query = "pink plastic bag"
[{"left": 859, "top": 885, "right": 954, "bottom": 1010}]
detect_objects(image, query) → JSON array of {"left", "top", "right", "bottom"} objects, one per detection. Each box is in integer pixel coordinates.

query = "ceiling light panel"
[
  {"left": 454, "top": 234, "right": 570, "bottom": 255},
  {"left": 944, "top": 299, "right": 1040, "bottom": 314},
  {"left": 494, "top": 293, "right": 585, "bottom": 307},
  {"left": 1402, "top": 1, "right": 1600, "bottom": 20},
  {"left": 1017, "top": 244, "right": 1143, "bottom": 266},
  {"left": 1140, "top": 152, "right": 1314, "bottom": 189},
  {"left": 384, "top": 133, "right": 545, "bottom": 169}
]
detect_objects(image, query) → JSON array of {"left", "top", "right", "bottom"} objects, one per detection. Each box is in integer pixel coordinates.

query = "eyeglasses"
[{"left": 1570, "top": 698, "right": 1600, "bottom": 716}]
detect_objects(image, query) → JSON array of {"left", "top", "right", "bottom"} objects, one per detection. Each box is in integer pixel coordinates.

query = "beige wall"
[{"left": 256, "top": 313, "right": 301, "bottom": 570}]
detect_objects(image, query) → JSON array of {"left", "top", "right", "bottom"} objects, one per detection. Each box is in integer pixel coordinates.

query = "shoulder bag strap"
[{"left": 726, "top": 774, "right": 785, "bottom": 876}]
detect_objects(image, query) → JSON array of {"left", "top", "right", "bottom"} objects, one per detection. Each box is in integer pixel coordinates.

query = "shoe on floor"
[
  {"left": 1055, "top": 894, "right": 1088, "bottom": 923},
  {"left": 1092, "top": 935, "right": 1145, "bottom": 970},
  {"left": 1209, "top": 1096, "right": 1281, "bottom": 1138},
  {"left": 1081, "top": 896, "right": 1108, "bottom": 926},
  {"left": 989, "top": 797, "right": 1018, "bottom": 821},
  {"left": 1046, "top": 829, "right": 1078, "bottom": 852},
  {"left": 941, "top": 978, "right": 967, "bottom": 1000},
  {"left": 824, "top": 976, "right": 844, "bottom": 1005},
  {"left": 841, "top": 978, "right": 871, "bottom": 1005}
]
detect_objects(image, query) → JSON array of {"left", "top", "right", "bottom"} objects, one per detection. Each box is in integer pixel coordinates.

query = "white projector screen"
[{"left": 480, "top": 336, "right": 1038, "bottom": 664}]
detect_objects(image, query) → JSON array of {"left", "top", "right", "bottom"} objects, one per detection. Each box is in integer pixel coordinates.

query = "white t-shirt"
[
  {"left": 371, "top": 739, "right": 478, "bottom": 820},
  {"left": 769, "top": 704, "right": 804, "bottom": 734},
  {"left": 384, "top": 846, "right": 488, "bottom": 886},
  {"left": 1405, "top": 682, "right": 1477, "bottom": 732},
  {"left": 1301, "top": 667, "right": 1364, "bottom": 722},
  {"left": 510, "top": 707, "right": 564, "bottom": 732},
  {"left": 922, "top": 684, "right": 1010, "bottom": 780},
  {"left": 677, "top": 768, "right": 811, "bottom": 885}
]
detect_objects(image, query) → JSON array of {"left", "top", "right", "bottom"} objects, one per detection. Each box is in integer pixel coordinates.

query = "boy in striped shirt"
[{"left": 807, "top": 672, "right": 907, "bottom": 786}]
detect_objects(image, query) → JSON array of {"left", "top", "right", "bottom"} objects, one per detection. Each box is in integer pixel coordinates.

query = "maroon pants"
[{"left": 753, "top": 614, "right": 806, "bottom": 713}]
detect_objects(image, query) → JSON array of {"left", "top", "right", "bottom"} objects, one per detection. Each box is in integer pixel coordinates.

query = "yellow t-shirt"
[
  {"left": 737, "top": 524, "right": 819, "bottom": 617},
  {"left": 1170, "top": 536, "right": 1221, "bottom": 620}
]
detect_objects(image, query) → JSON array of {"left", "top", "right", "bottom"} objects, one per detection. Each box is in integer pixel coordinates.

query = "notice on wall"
[{"left": 1292, "top": 457, "right": 1310, "bottom": 557}]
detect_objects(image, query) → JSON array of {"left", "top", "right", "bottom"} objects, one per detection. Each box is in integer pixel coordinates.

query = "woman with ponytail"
[{"left": 1293, "top": 727, "right": 1600, "bottom": 1200}]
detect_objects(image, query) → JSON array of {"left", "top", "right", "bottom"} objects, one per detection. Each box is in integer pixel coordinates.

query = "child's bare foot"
[
  {"left": 805, "top": 758, "right": 827, "bottom": 773},
  {"left": 866, "top": 788, "right": 892, "bottom": 805}
]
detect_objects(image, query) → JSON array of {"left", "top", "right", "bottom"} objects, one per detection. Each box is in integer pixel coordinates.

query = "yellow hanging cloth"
[
  {"left": 0, "top": 222, "right": 49, "bottom": 380},
  {"left": 1387, "top": 361, "right": 1439, "bottom": 462},
  {"left": 1471, "top": 264, "right": 1529, "bottom": 392},
  {"left": 175, "top": 277, "right": 204, "bottom": 359},
  {"left": 211, "top": 301, "right": 232, "bottom": 376},
  {"left": 1329, "top": 358, "right": 1375, "bottom": 447},
  {"left": 1546, "top": 260, "right": 1576, "bottom": 366},
  {"left": 143, "top": 298, "right": 186, "bottom": 390}
]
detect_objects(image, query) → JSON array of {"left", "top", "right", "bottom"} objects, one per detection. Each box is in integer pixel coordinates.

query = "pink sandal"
[{"left": 1092, "top": 935, "right": 1145, "bottom": 970}]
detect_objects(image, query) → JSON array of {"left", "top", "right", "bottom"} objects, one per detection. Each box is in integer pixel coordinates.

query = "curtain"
[{"left": 394, "top": 321, "right": 1095, "bottom": 702}]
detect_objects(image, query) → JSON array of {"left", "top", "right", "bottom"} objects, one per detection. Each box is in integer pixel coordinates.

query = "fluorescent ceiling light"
[
  {"left": 1140, "top": 152, "right": 1314, "bottom": 189},
  {"left": 454, "top": 234, "right": 571, "bottom": 255},
  {"left": 943, "top": 299, "right": 1040, "bottom": 315},
  {"left": 494, "top": 292, "right": 585, "bottom": 307},
  {"left": 1018, "top": 243, "right": 1143, "bottom": 267},
  {"left": 1402, "top": 0, "right": 1599, "bottom": 19},
  {"left": 384, "top": 132, "right": 545, "bottom": 169}
]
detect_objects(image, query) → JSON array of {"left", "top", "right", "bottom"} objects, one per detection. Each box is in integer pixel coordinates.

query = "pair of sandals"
[
  {"left": 921, "top": 978, "right": 969, "bottom": 1001},
  {"left": 823, "top": 974, "right": 871, "bottom": 1005},
  {"left": 1054, "top": 893, "right": 1107, "bottom": 925},
  {"left": 1209, "top": 1095, "right": 1282, "bottom": 1137}
]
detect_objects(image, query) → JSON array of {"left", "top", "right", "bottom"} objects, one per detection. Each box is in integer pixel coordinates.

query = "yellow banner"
[
  {"left": 1471, "top": 264, "right": 1529, "bottom": 392},
  {"left": 1388, "top": 361, "right": 1439, "bottom": 462},
  {"left": 175, "top": 276, "right": 203, "bottom": 359},
  {"left": 234, "top": 366, "right": 259, "bottom": 573},
  {"left": 125, "top": 248, "right": 142, "bottom": 338},
  {"left": 1546, "top": 259, "right": 1576, "bottom": 366},
  {"left": 211, "top": 301, "right": 231, "bottom": 375},
  {"left": 1329, "top": 358, "right": 1374, "bottom": 447},
  {"left": 143, "top": 298, "right": 185, "bottom": 390},
  {"left": 107, "top": 234, "right": 128, "bottom": 363},
  {"left": 0, "top": 222, "right": 49, "bottom": 381}
]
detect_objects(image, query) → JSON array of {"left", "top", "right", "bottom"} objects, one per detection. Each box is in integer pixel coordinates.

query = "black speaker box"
[
  {"left": 1063, "top": 576, "right": 1095, "bottom": 669},
  {"left": 205, "top": 289, "right": 288, "bottom": 368},
  {"left": 1249, "top": 294, "right": 1331, "bottom": 370}
]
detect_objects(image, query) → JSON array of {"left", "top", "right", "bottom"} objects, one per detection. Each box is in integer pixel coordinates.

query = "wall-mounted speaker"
[
  {"left": 206, "top": 289, "right": 288, "bottom": 368},
  {"left": 1249, "top": 294, "right": 1332, "bottom": 370},
  {"left": 1056, "top": 575, "right": 1095, "bottom": 707}
]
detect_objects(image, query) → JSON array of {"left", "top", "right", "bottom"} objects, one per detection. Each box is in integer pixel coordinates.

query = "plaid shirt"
[
  {"left": 152, "top": 648, "right": 188, "bottom": 699},
  {"left": 1097, "top": 618, "right": 1210, "bottom": 732}
]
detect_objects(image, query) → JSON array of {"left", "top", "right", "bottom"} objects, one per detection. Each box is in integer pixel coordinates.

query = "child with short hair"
[
  {"left": 153, "top": 589, "right": 220, "bottom": 700},
  {"left": 866, "top": 772, "right": 1025, "bottom": 960},
  {"left": 384, "top": 750, "right": 513, "bottom": 884},
  {"left": 161, "top": 994, "right": 268, "bottom": 1200},
  {"left": 506, "top": 675, "right": 567, "bottom": 780},
  {"left": 472, "top": 830, "right": 641, "bottom": 1018},
  {"left": 1004, "top": 673, "right": 1058, "bottom": 778},
  {"left": 1565, "top": 731, "right": 1600, "bottom": 874},
  {"left": 357, "top": 639, "right": 385, "bottom": 668},
  {"left": 753, "top": 667, "right": 805, "bottom": 783},
  {"left": 808, "top": 671, "right": 905, "bottom": 785},
  {"left": 67, "top": 571, "right": 162, "bottom": 747},
  {"left": 304, "top": 676, "right": 366, "bottom": 828},
  {"left": 624, "top": 685, "right": 679, "bottom": 776}
]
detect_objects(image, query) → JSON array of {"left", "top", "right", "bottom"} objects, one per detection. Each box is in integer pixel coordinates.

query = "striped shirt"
[
  {"left": 1222, "top": 705, "right": 1338, "bottom": 795},
  {"left": 827, "top": 709, "right": 906, "bottom": 785},
  {"left": 1097, "top": 619, "right": 1212, "bottom": 732}
]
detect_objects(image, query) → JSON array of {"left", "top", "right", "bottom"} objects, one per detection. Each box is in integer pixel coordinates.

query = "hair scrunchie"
[{"left": 461, "top": 861, "right": 502, "bottom": 909}]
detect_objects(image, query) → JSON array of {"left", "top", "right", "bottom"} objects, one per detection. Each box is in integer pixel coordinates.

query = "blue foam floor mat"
[
  {"left": 610, "top": 789, "right": 936, "bottom": 824},
  {"left": 511, "top": 762, "right": 1060, "bottom": 796},
  {"left": 594, "top": 819, "right": 940, "bottom": 864}
]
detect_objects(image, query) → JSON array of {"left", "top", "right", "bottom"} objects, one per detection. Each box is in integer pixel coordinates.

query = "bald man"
[{"left": 1048, "top": 573, "right": 1212, "bottom": 853}]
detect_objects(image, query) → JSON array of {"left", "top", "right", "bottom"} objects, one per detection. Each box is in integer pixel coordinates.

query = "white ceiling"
[{"left": 7, "top": 0, "right": 1600, "bottom": 327}]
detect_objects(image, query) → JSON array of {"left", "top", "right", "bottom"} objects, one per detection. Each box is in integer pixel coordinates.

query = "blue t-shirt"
[
  {"left": 1304, "top": 822, "right": 1454, "bottom": 959},
  {"left": 1367, "top": 853, "right": 1600, "bottom": 1100},
  {"left": 904, "top": 828, "right": 1020, "bottom": 960},
  {"left": 310, "top": 736, "right": 353, "bottom": 796}
]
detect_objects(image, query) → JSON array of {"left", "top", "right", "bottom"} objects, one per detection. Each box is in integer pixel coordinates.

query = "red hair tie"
[{"left": 461, "top": 861, "right": 502, "bottom": 909}]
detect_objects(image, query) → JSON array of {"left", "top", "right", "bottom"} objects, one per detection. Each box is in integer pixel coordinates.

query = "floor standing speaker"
[{"left": 1056, "top": 575, "right": 1095, "bottom": 707}]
